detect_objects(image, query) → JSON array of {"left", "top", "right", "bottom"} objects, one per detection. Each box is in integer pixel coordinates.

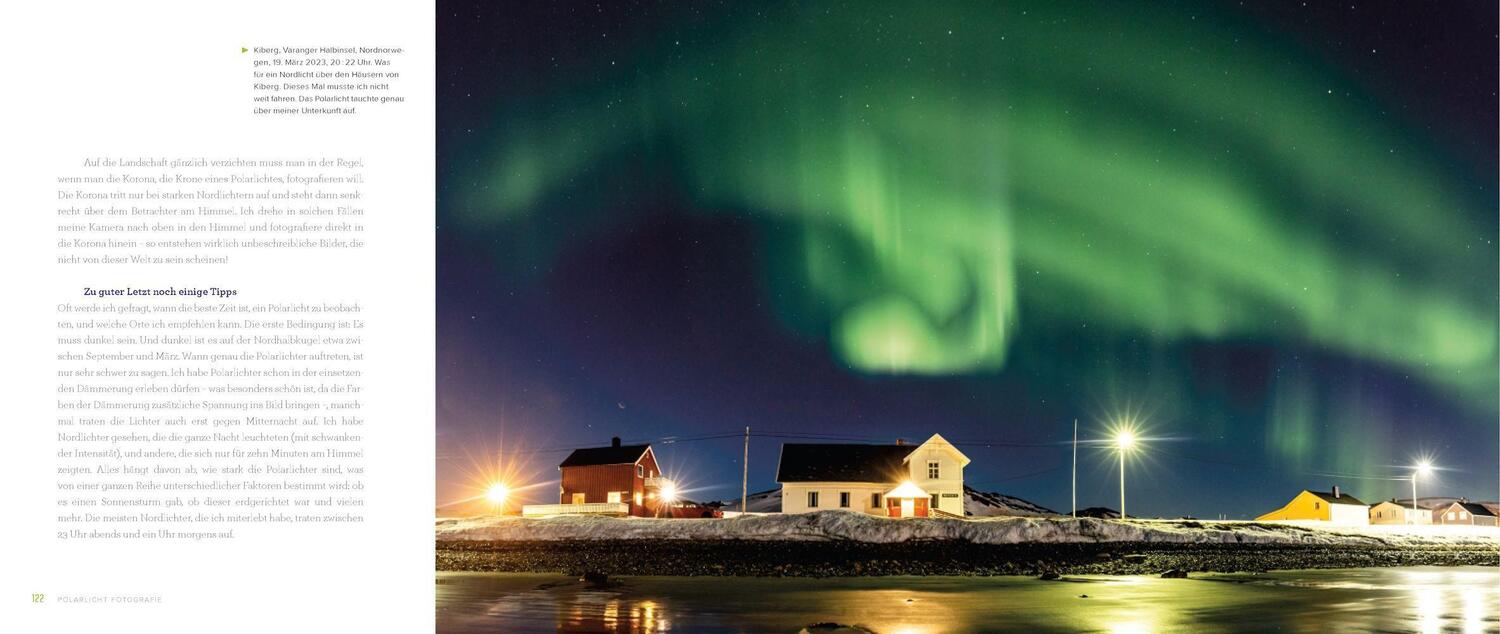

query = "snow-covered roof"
[{"left": 885, "top": 481, "right": 929, "bottom": 499}]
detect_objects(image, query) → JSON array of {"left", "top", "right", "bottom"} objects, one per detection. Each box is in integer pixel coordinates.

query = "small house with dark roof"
[
  {"left": 1256, "top": 485, "right": 1369, "bottom": 525},
  {"left": 1369, "top": 499, "right": 1430, "bottom": 525},
  {"left": 776, "top": 433, "right": 970, "bottom": 518},
  {"left": 1434, "top": 499, "right": 1498, "bottom": 527},
  {"left": 522, "top": 437, "right": 671, "bottom": 517}
]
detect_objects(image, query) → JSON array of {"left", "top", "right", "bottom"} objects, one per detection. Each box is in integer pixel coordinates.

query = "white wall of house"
[
  {"left": 1330, "top": 502, "right": 1370, "bottom": 526},
  {"left": 781, "top": 482, "right": 890, "bottom": 515},
  {"left": 904, "top": 440, "right": 966, "bottom": 516},
  {"left": 1404, "top": 507, "right": 1432, "bottom": 524}
]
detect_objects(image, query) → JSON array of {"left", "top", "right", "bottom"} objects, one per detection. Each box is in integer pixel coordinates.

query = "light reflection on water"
[{"left": 436, "top": 567, "right": 1500, "bottom": 633}]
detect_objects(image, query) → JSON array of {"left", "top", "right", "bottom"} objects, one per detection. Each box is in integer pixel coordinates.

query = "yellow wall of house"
[
  {"left": 1369, "top": 502, "right": 1407, "bottom": 525},
  {"left": 1257, "top": 491, "right": 1332, "bottom": 521}
]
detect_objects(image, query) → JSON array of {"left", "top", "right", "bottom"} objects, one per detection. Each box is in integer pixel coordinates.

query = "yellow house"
[
  {"left": 1257, "top": 486, "right": 1368, "bottom": 525},
  {"left": 1369, "top": 500, "right": 1406, "bottom": 525},
  {"left": 1369, "top": 499, "right": 1431, "bottom": 525}
]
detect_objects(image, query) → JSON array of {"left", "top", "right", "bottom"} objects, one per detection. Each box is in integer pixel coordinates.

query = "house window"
[
  {"left": 839, "top": 492, "right": 851, "bottom": 508},
  {"left": 634, "top": 492, "right": 643, "bottom": 505},
  {"left": 871, "top": 493, "right": 882, "bottom": 508},
  {"left": 1461, "top": 512, "right": 1469, "bottom": 519},
  {"left": 571, "top": 493, "right": 585, "bottom": 504},
  {"left": 637, "top": 465, "right": 644, "bottom": 477},
  {"left": 607, "top": 492, "right": 622, "bottom": 504},
  {"left": 1314, "top": 502, "right": 1321, "bottom": 510},
  {"left": 807, "top": 491, "right": 819, "bottom": 508},
  {"left": 931, "top": 493, "right": 941, "bottom": 510},
  {"left": 928, "top": 461, "right": 940, "bottom": 479},
  {"left": 1448, "top": 512, "right": 1456, "bottom": 520}
]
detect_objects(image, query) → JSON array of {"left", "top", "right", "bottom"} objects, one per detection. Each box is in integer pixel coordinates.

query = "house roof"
[
  {"left": 559, "top": 444, "right": 651, "bottom": 468},
  {"left": 1307, "top": 490, "right": 1366, "bottom": 506},
  {"left": 776, "top": 444, "right": 915, "bottom": 483},
  {"left": 1445, "top": 501, "right": 1498, "bottom": 517}
]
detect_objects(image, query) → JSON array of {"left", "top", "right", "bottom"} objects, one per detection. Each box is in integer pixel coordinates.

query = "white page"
[{"left": 0, "top": 2, "right": 434, "bottom": 631}]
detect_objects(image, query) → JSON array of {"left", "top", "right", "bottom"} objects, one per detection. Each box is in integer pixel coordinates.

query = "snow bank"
[{"left": 435, "top": 511, "right": 1500, "bottom": 547}]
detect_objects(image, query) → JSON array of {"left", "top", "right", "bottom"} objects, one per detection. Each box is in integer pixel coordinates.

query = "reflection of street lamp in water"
[
  {"left": 1115, "top": 430, "right": 1137, "bottom": 519},
  {"left": 1411, "top": 461, "right": 1432, "bottom": 524}
]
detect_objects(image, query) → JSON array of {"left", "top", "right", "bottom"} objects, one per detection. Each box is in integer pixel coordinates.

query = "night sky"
[{"left": 436, "top": 1, "right": 1498, "bottom": 519}]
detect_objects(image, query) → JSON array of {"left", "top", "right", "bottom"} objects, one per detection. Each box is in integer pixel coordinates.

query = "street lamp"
[
  {"left": 1115, "top": 429, "right": 1137, "bottom": 519},
  {"left": 486, "top": 483, "right": 509, "bottom": 513},
  {"left": 1411, "top": 461, "right": 1432, "bottom": 524}
]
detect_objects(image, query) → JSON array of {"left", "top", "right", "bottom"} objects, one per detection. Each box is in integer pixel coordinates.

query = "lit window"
[
  {"left": 839, "top": 492, "right": 850, "bottom": 508},
  {"left": 928, "top": 461, "right": 940, "bottom": 479},
  {"left": 634, "top": 492, "right": 642, "bottom": 505},
  {"left": 607, "top": 491, "right": 622, "bottom": 504},
  {"left": 807, "top": 491, "right": 819, "bottom": 508}
]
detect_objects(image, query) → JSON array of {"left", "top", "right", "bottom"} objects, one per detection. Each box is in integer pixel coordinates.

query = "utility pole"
[
  {"left": 1071, "top": 420, "right": 1079, "bottom": 519},
  {"left": 741, "top": 426, "right": 750, "bottom": 514},
  {"left": 1410, "top": 475, "right": 1418, "bottom": 525}
]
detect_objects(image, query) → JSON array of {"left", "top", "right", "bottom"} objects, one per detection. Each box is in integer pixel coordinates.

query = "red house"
[{"left": 554, "top": 437, "right": 670, "bottom": 517}]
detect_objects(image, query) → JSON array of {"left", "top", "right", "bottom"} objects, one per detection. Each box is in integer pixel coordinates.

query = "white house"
[{"left": 775, "top": 433, "right": 970, "bottom": 518}]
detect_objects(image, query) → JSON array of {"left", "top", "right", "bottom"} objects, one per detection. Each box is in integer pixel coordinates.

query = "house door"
[{"left": 900, "top": 499, "right": 914, "bottom": 518}]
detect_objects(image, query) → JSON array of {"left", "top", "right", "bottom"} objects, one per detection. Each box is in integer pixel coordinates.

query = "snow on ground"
[{"left": 436, "top": 510, "right": 1500, "bottom": 547}]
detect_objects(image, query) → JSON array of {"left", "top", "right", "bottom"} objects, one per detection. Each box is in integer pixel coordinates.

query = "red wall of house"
[{"left": 560, "top": 464, "right": 633, "bottom": 504}]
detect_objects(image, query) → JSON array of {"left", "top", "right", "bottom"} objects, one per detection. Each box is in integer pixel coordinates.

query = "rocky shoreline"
[{"left": 436, "top": 539, "right": 1500, "bottom": 577}]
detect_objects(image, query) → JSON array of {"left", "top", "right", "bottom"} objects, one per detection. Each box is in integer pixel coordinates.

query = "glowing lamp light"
[
  {"left": 659, "top": 483, "right": 679, "bottom": 504},
  {"left": 1415, "top": 461, "right": 1433, "bottom": 477},
  {"left": 1114, "top": 429, "right": 1137, "bottom": 451},
  {"left": 485, "top": 483, "right": 509, "bottom": 505},
  {"left": 1109, "top": 421, "right": 1142, "bottom": 520}
]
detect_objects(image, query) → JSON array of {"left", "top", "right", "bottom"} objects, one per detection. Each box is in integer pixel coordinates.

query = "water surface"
[{"left": 436, "top": 567, "right": 1500, "bottom": 633}]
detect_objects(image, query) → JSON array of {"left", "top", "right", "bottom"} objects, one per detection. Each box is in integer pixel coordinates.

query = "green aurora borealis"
[{"left": 443, "top": 2, "right": 1497, "bottom": 504}]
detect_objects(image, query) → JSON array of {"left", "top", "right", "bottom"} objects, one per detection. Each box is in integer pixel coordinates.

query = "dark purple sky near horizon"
[{"left": 435, "top": 1, "right": 1498, "bottom": 518}]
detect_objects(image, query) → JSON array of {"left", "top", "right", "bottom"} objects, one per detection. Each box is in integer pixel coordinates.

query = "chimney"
[
  {"left": 611, "top": 436, "right": 621, "bottom": 448},
  {"left": 1332, "top": 485, "right": 1340, "bottom": 499}
]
